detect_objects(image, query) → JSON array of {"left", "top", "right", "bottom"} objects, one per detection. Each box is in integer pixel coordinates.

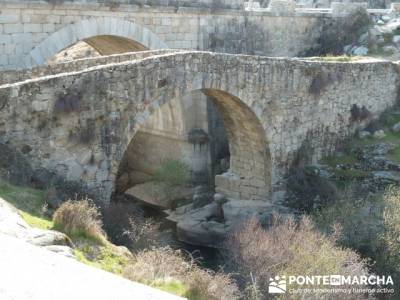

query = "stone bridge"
[
  {"left": 1, "top": 0, "right": 393, "bottom": 70},
  {"left": 0, "top": 51, "right": 398, "bottom": 204}
]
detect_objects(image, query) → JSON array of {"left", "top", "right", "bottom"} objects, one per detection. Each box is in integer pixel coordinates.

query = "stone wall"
[
  {"left": 0, "top": 52, "right": 398, "bottom": 204},
  {"left": 0, "top": 1, "right": 326, "bottom": 70},
  {"left": 0, "top": 49, "right": 180, "bottom": 84},
  {"left": 3, "top": 0, "right": 244, "bottom": 10}
]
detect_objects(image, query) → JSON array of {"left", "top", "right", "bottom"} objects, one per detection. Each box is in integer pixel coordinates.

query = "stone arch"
[
  {"left": 114, "top": 88, "right": 271, "bottom": 201},
  {"left": 25, "top": 17, "right": 168, "bottom": 68},
  {"left": 2, "top": 52, "right": 275, "bottom": 204}
]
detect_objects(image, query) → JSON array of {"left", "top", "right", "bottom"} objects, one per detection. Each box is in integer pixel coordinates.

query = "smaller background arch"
[{"left": 25, "top": 17, "right": 168, "bottom": 68}]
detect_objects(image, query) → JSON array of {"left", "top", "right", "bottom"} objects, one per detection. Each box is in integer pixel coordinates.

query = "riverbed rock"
[
  {"left": 0, "top": 233, "right": 184, "bottom": 300},
  {"left": 358, "top": 130, "right": 371, "bottom": 139},
  {"left": 45, "top": 245, "right": 76, "bottom": 259},
  {"left": 125, "top": 181, "right": 192, "bottom": 209},
  {"left": 27, "top": 229, "right": 72, "bottom": 247},
  {"left": 393, "top": 35, "right": 400, "bottom": 44},
  {"left": 171, "top": 202, "right": 227, "bottom": 247},
  {"left": 192, "top": 193, "right": 212, "bottom": 209},
  {"left": 214, "top": 193, "right": 227, "bottom": 204},
  {"left": 353, "top": 46, "right": 368, "bottom": 56},
  {"left": 373, "top": 171, "right": 400, "bottom": 183},
  {"left": 365, "top": 143, "right": 395, "bottom": 156},
  {"left": 168, "top": 198, "right": 283, "bottom": 247},
  {"left": 222, "top": 200, "right": 272, "bottom": 223},
  {"left": 393, "top": 122, "right": 400, "bottom": 132},
  {"left": 0, "top": 197, "right": 73, "bottom": 250},
  {"left": 373, "top": 130, "right": 386, "bottom": 139},
  {"left": 176, "top": 218, "right": 229, "bottom": 248}
]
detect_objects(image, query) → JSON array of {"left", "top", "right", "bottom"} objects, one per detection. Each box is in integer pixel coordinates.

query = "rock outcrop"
[
  {"left": 166, "top": 195, "right": 291, "bottom": 247},
  {"left": 0, "top": 197, "right": 73, "bottom": 257},
  {"left": 0, "top": 233, "right": 185, "bottom": 300}
]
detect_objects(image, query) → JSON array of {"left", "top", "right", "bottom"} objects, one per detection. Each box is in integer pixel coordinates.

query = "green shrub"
[
  {"left": 153, "top": 159, "right": 190, "bottom": 186},
  {"left": 53, "top": 198, "right": 105, "bottom": 241},
  {"left": 313, "top": 186, "right": 400, "bottom": 297},
  {"left": 313, "top": 186, "right": 383, "bottom": 259}
]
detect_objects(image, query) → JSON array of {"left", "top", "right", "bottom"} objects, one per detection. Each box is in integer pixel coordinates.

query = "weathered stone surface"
[
  {"left": 169, "top": 198, "right": 288, "bottom": 247},
  {"left": 176, "top": 218, "right": 228, "bottom": 248},
  {"left": 0, "top": 197, "right": 72, "bottom": 248},
  {"left": 222, "top": 200, "right": 273, "bottom": 223},
  {"left": 0, "top": 51, "right": 399, "bottom": 205},
  {"left": 44, "top": 245, "right": 76, "bottom": 259},
  {"left": 0, "top": 233, "right": 184, "bottom": 300},
  {"left": 0, "top": 2, "right": 327, "bottom": 70},
  {"left": 27, "top": 229, "right": 72, "bottom": 247}
]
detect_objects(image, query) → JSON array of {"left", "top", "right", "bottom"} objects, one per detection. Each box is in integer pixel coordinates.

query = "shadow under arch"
[
  {"left": 114, "top": 88, "right": 272, "bottom": 201},
  {"left": 25, "top": 17, "right": 168, "bottom": 68}
]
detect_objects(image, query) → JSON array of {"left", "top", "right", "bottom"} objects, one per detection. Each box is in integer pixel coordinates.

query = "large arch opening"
[{"left": 113, "top": 88, "right": 271, "bottom": 210}]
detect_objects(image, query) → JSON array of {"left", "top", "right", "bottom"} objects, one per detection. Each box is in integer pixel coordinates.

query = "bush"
[
  {"left": 313, "top": 185, "right": 382, "bottom": 259},
  {"left": 123, "top": 217, "right": 166, "bottom": 252},
  {"left": 123, "top": 247, "right": 240, "bottom": 299},
  {"left": 223, "top": 216, "right": 369, "bottom": 298},
  {"left": 313, "top": 186, "right": 400, "bottom": 297},
  {"left": 123, "top": 247, "right": 191, "bottom": 284},
  {"left": 102, "top": 201, "right": 144, "bottom": 246},
  {"left": 185, "top": 268, "right": 239, "bottom": 300},
  {"left": 350, "top": 104, "right": 371, "bottom": 122},
  {"left": 379, "top": 186, "right": 400, "bottom": 284},
  {"left": 286, "top": 166, "right": 338, "bottom": 212},
  {"left": 53, "top": 198, "right": 105, "bottom": 241},
  {"left": 153, "top": 160, "right": 190, "bottom": 186}
]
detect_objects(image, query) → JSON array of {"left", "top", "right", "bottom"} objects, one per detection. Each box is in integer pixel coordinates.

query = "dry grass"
[
  {"left": 53, "top": 198, "right": 105, "bottom": 241},
  {"left": 123, "top": 247, "right": 191, "bottom": 283},
  {"left": 123, "top": 247, "right": 240, "bottom": 299},
  {"left": 224, "top": 216, "right": 369, "bottom": 299},
  {"left": 185, "top": 268, "right": 239, "bottom": 300},
  {"left": 379, "top": 186, "right": 400, "bottom": 285}
]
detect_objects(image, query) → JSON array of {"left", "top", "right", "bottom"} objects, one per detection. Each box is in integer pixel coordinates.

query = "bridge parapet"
[
  {"left": 0, "top": 49, "right": 182, "bottom": 85},
  {"left": 1, "top": 0, "right": 244, "bottom": 10},
  {"left": 0, "top": 51, "right": 397, "bottom": 203}
]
